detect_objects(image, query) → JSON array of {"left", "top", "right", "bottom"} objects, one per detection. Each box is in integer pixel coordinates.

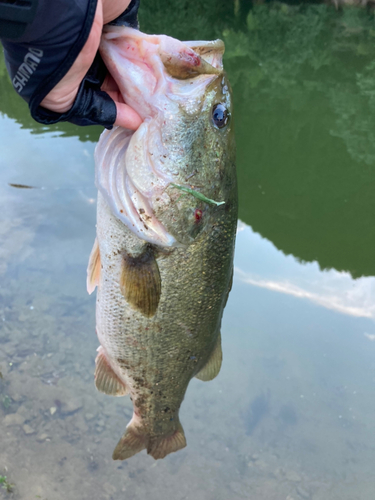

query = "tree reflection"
[{"left": 1, "top": 2, "right": 375, "bottom": 277}]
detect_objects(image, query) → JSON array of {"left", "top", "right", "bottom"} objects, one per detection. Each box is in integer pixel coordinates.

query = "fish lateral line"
[{"left": 170, "top": 183, "right": 225, "bottom": 207}]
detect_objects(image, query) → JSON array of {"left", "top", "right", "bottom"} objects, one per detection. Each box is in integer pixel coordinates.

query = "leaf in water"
[
  {"left": 8, "top": 183, "right": 36, "bottom": 189},
  {"left": 0, "top": 475, "right": 14, "bottom": 493}
]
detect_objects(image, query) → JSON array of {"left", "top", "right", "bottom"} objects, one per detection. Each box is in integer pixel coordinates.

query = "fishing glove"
[{"left": 0, "top": 0, "right": 140, "bottom": 129}]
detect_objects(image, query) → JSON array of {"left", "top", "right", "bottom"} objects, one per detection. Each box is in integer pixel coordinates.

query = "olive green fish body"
[{"left": 88, "top": 26, "right": 237, "bottom": 460}]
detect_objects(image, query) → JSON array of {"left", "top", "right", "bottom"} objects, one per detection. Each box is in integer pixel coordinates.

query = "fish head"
[{"left": 96, "top": 27, "right": 236, "bottom": 247}]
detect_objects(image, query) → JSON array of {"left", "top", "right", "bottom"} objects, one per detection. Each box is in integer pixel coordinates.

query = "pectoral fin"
[
  {"left": 95, "top": 347, "right": 128, "bottom": 396},
  {"left": 120, "top": 246, "right": 161, "bottom": 318},
  {"left": 87, "top": 237, "right": 101, "bottom": 294},
  {"left": 195, "top": 333, "right": 222, "bottom": 381}
]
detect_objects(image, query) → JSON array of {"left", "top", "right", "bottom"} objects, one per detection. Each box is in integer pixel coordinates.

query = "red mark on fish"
[{"left": 194, "top": 209, "right": 203, "bottom": 222}]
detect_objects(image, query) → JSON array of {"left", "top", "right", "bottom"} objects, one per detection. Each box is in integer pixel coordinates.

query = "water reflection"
[
  {"left": 236, "top": 221, "right": 375, "bottom": 320},
  {"left": 225, "top": 4, "right": 375, "bottom": 277},
  {"left": 1, "top": 3, "right": 375, "bottom": 277}
]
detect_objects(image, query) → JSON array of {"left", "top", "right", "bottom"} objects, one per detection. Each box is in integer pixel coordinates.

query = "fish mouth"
[
  {"left": 101, "top": 26, "right": 224, "bottom": 83},
  {"left": 99, "top": 26, "right": 225, "bottom": 122},
  {"left": 95, "top": 27, "right": 226, "bottom": 247}
]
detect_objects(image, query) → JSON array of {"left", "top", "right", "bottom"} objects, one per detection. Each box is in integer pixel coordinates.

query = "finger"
[
  {"left": 101, "top": 73, "right": 119, "bottom": 93},
  {"left": 103, "top": 76, "right": 142, "bottom": 129},
  {"left": 101, "top": 74, "right": 125, "bottom": 104},
  {"left": 114, "top": 101, "right": 143, "bottom": 130}
]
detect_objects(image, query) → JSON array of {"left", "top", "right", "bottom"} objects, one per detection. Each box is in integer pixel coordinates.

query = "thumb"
[{"left": 114, "top": 101, "right": 143, "bottom": 130}]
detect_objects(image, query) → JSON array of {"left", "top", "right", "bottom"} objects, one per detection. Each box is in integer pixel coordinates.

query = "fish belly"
[{"left": 92, "top": 191, "right": 235, "bottom": 459}]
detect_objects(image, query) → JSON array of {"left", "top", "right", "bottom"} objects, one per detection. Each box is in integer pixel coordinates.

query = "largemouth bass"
[{"left": 87, "top": 26, "right": 237, "bottom": 460}]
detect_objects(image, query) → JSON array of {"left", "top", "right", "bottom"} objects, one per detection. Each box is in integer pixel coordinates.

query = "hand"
[{"left": 40, "top": 0, "right": 142, "bottom": 130}]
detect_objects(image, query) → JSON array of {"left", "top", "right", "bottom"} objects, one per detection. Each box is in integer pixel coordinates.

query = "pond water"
[{"left": 1, "top": 3, "right": 375, "bottom": 500}]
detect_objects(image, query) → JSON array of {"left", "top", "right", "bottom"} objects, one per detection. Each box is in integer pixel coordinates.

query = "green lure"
[{"left": 170, "top": 183, "right": 225, "bottom": 207}]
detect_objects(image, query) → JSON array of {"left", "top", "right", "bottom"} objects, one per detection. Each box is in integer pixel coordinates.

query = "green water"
[{"left": 1, "top": 3, "right": 375, "bottom": 499}]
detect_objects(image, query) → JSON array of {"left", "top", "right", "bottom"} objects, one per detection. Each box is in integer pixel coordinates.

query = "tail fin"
[
  {"left": 112, "top": 417, "right": 147, "bottom": 460},
  {"left": 112, "top": 414, "right": 186, "bottom": 461},
  {"left": 147, "top": 421, "right": 186, "bottom": 460}
]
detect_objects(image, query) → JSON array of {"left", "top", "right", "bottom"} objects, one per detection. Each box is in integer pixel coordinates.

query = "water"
[{"left": 1, "top": 3, "right": 375, "bottom": 499}]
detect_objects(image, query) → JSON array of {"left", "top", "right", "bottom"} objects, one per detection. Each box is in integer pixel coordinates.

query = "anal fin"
[
  {"left": 195, "top": 333, "right": 222, "bottom": 381},
  {"left": 120, "top": 245, "right": 161, "bottom": 317},
  {"left": 95, "top": 347, "right": 128, "bottom": 396},
  {"left": 87, "top": 237, "right": 101, "bottom": 294}
]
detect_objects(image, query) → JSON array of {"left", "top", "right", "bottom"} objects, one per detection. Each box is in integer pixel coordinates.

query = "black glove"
[
  {"left": 1, "top": 0, "right": 140, "bottom": 129},
  {"left": 32, "top": 0, "right": 140, "bottom": 129},
  {"left": 31, "top": 52, "right": 117, "bottom": 128}
]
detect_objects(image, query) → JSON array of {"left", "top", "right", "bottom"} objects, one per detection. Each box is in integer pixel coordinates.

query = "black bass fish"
[{"left": 87, "top": 26, "right": 237, "bottom": 460}]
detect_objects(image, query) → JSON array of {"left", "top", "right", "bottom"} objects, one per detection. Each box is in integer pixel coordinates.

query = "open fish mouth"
[{"left": 95, "top": 27, "right": 226, "bottom": 247}]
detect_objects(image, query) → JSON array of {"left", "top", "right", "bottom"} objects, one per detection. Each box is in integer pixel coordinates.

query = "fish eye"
[{"left": 212, "top": 103, "right": 229, "bottom": 129}]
